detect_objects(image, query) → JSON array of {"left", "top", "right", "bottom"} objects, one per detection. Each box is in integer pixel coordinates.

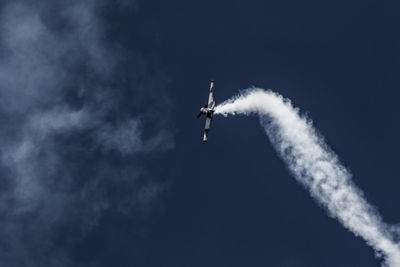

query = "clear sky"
[{"left": 0, "top": 0, "right": 399, "bottom": 266}]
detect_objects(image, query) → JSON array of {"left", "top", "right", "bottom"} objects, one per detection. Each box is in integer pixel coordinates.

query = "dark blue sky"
[{"left": 0, "top": 0, "right": 399, "bottom": 266}]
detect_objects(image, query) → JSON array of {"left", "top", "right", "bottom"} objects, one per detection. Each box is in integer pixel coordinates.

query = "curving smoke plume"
[{"left": 215, "top": 88, "right": 400, "bottom": 267}]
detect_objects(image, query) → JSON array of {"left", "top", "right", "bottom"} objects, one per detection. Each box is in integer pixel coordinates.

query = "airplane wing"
[
  {"left": 203, "top": 116, "right": 212, "bottom": 142},
  {"left": 207, "top": 80, "right": 215, "bottom": 109}
]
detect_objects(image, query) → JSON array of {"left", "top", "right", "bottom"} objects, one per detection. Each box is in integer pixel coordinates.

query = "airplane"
[{"left": 197, "top": 80, "right": 215, "bottom": 142}]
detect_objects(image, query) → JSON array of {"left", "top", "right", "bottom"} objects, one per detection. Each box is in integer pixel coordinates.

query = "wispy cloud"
[{"left": 0, "top": 0, "right": 173, "bottom": 266}]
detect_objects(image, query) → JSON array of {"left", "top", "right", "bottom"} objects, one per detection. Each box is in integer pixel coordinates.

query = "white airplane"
[{"left": 197, "top": 80, "right": 215, "bottom": 142}]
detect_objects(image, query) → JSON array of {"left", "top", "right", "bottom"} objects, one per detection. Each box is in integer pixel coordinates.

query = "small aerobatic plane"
[{"left": 197, "top": 80, "right": 215, "bottom": 142}]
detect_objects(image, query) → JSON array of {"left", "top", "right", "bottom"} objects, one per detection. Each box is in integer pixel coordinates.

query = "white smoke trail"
[{"left": 215, "top": 88, "right": 400, "bottom": 267}]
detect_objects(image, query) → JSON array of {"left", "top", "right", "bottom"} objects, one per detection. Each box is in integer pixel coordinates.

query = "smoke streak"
[{"left": 215, "top": 88, "right": 400, "bottom": 267}]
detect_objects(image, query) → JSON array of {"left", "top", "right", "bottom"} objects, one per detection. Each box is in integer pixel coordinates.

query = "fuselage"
[{"left": 200, "top": 107, "right": 214, "bottom": 117}]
